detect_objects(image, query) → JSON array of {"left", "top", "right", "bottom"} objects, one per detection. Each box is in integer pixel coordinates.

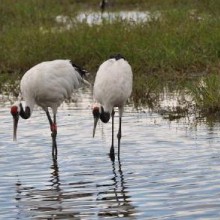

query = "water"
[
  {"left": 55, "top": 10, "right": 160, "bottom": 29},
  {"left": 75, "top": 11, "right": 160, "bottom": 25},
  {"left": 1, "top": 89, "right": 220, "bottom": 219}
]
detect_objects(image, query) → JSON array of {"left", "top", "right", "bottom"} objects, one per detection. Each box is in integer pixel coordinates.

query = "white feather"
[
  {"left": 93, "top": 58, "right": 133, "bottom": 115},
  {"left": 20, "top": 59, "right": 83, "bottom": 115}
]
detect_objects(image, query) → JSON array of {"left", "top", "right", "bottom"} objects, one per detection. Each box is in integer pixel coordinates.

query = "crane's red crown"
[
  {"left": 92, "top": 106, "right": 100, "bottom": 117},
  {"left": 11, "top": 106, "right": 18, "bottom": 116}
]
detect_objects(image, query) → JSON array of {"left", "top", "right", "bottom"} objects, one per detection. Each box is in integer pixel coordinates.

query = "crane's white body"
[
  {"left": 92, "top": 56, "right": 133, "bottom": 160},
  {"left": 20, "top": 59, "right": 84, "bottom": 115},
  {"left": 93, "top": 58, "right": 133, "bottom": 115},
  {"left": 11, "top": 59, "right": 89, "bottom": 156}
]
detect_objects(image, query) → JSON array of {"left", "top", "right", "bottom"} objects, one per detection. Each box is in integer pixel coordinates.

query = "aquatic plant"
[{"left": 187, "top": 74, "right": 220, "bottom": 114}]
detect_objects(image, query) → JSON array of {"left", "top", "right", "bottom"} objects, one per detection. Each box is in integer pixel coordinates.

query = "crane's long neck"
[{"left": 19, "top": 103, "right": 31, "bottom": 119}]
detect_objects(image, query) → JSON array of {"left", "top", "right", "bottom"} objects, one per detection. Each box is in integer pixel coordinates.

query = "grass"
[
  {"left": 187, "top": 75, "right": 220, "bottom": 115},
  {"left": 0, "top": 0, "right": 220, "bottom": 114},
  {"left": 0, "top": 0, "right": 219, "bottom": 72}
]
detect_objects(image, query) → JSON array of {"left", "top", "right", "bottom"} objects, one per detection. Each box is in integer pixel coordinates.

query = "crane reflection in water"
[{"left": 14, "top": 158, "right": 136, "bottom": 219}]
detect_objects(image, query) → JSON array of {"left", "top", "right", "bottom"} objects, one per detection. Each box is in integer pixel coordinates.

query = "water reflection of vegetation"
[
  {"left": 187, "top": 75, "right": 220, "bottom": 115},
  {"left": 133, "top": 75, "right": 190, "bottom": 115},
  {"left": 133, "top": 74, "right": 220, "bottom": 124}
]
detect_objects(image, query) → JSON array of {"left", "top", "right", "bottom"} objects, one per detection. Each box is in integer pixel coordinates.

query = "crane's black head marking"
[
  {"left": 100, "top": 112, "right": 110, "bottom": 123},
  {"left": 92, "top": 106, "right": 110, "bottom": 123},
  {"left": 70, "top": 61, "right": 88, "bottom": 78},
  {"left": 100, "top": 106, "right": 110, "bottom": 123},
  {"left": 19, "top": 104, "right": 31, "bottom": 119},
  {"left": 11, "top": 103, "right": 31, "bottom": 119},
  {"left": 109, "top": 54, "right": 125, "bottom": 61}
]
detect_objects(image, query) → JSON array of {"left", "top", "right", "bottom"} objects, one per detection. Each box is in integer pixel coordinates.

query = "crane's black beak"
[
  {"left": 13, "top": 114, "right": 19, "bottom": 141},
  {"left": 93, "top": 116, "right": 99, "bottom": 137}
]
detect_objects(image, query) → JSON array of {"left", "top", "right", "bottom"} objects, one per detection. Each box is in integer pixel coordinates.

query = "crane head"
[
  {"left": 10, "top": 102, "right": 31, "bottom": 141},
  {"left": 10, "top": 103, "right": 20, "bottom": 141},
  {"left": 92, "top": 106, "right": 100, "bottom": 137},
  {"left": 92, "top": 105, "right": 110, "bottom": 137}
]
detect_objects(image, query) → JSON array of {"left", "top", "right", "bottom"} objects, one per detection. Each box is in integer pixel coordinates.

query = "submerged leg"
[
  {"left": 117, "top": 117, "right": 122, "bottom": 160},
  {"left": 46, "top": 110, "right": 57, "bottom": 158},
  {"left": 110, "top": 110, "right": 115, "bottom": 161},
  {"left": 52, "top": 113, "right": 57, "bottom": 157},
  {"left": 52, "top": 138, "right": 57, "bottom": 158}
]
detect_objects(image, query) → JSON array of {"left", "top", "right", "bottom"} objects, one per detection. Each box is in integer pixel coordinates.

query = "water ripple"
[{"left": 1, "top": 89, "right": 220, "bottom": 219}]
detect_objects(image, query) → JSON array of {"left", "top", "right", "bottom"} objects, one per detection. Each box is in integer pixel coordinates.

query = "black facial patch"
[
  {"left": 19, "top": 104, "right": 31, "bottom": 119},
  {"left": 109, "top": 54, "right": 125, "bottom": 61},
  {"left": 100, "top": 107, "right": 110, "bottom": 123},
  {"left": 70, "top": 61, "right": 87, "bottom": 78},
  {"left": 100, "top": 112, "right": 110, "bottom": 123}
]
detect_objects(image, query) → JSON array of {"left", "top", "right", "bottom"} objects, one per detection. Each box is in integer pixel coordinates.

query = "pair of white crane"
[{"left": 10, "top": 55, "right": 133, "bottom": 161}]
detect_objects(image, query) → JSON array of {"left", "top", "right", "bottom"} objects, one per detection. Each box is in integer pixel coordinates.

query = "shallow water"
[
  {"left": 55, "top": 10, "right": 160, "bottom": 29},
  {"left": 76, "top": 11, "right": 160, "bottom": 25},
  {"left": 1, "top": 89, "right": 220, "bottom": 219}
]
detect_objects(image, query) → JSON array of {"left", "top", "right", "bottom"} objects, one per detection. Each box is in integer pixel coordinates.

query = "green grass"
[
  {"left": 0, "top": 0, "right": 220, "bottom": 112},
  {"left": 187, "top": 74, "right": 220, "bottom": 115},
  {"left": 0, "top": 0, "right": 219, "bottom": 73}
]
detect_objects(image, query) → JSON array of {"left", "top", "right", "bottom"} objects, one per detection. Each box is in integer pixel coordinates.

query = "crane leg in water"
[
  {"left": 117, "top": 116, "right": 122, "bottom": 160},
  {"left": 46, "top": 110, "right": 58, "bottom": 157},
  {"left": 10, "top": 59, "right": 90, "bottom": 160},
  {"left": 92, "top": 54, "right": 133, "bottom": 161},
  {"left": 110, "top": 110, "right": 115, "bottom": 161}
]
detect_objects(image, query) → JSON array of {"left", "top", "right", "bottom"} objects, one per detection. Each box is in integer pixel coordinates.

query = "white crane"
[
  {"left": 92, "top": 54, "right": 133, "bottom": 161},
  {"left": 10, "top": 59, "right": 90, "bottom": 157}
]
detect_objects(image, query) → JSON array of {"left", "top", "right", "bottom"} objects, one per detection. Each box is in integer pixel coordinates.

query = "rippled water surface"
[{"left": 1, "top": 89, "right": 220, "bottom": 219}]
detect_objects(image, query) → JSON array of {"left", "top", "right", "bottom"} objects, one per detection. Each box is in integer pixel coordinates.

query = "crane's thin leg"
[
  {"left": 46, "top": 110, "right": 53, "bottom": 127},
  {"left": 52, "top": 114, "right": 57, "bottom": 157},
  {"left": 117, "top": 117, "right": 122, "bottom": 160},
  {"left": 110, "top": 110, "right": 115, "bottom": 161},
  {"left": 53, "top": 114, "right": 57, "bottom": 137},
  {"left": 46, "top": 110, "right": 57, "bottom": 158}
]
